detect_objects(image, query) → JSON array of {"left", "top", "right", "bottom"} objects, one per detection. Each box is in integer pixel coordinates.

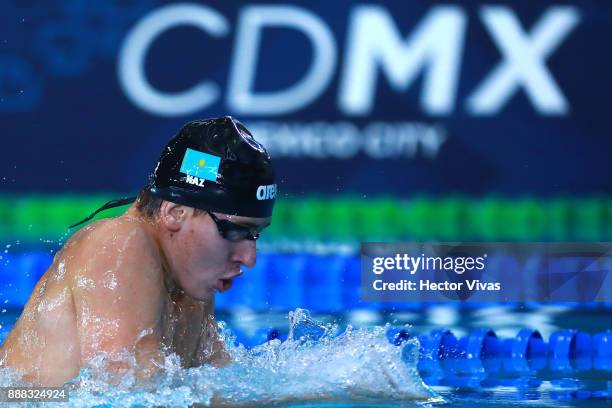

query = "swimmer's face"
[{"left": 158, "top": 202, "right": 270, "bottom": 301}]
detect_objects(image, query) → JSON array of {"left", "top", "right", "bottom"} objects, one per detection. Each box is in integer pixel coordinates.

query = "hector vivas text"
[{"left": 371, "top": 253, "right": 501, "bottom": 292}]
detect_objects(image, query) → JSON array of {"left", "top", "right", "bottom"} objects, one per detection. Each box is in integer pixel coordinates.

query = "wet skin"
[{"left": 0, "top": 202, "right": 269, "bottom": 386}]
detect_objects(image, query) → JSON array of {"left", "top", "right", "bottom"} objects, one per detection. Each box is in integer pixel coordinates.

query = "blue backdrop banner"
[{"left": 1, "top": 1, "right": 610, "bottom": 196}]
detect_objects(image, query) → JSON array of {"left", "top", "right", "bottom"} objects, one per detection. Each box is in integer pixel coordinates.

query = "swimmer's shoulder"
[
  {"left": 67, "top": 214, "right": 164, "bottom": 284},
  {"left": 75, "top": 214, "right": 156, "bottom": 252}
]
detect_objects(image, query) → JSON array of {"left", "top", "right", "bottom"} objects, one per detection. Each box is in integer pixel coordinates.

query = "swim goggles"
[{"left": 206, "top": 211, "right": 261, "bottom": 242}]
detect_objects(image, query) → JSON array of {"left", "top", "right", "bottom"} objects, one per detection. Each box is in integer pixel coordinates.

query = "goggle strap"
[{"left": 68, "top": 196, "right": 137, "bottom": 229}]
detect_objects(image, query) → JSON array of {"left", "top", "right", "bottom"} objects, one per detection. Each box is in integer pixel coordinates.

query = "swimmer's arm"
[
  {"left": 206, "top": 315, "right": 232, "bottom": 367},
  {"left": 71, "top": 230, "right": 166, "bottom": 381},
  {"left": 191, "top": 299, "right": 231, "bottom": 368}
]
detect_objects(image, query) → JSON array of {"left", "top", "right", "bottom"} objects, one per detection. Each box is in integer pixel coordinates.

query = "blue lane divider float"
[
  {"left": 1, "top": 319, "right": 610, "bottom": 397},
  {"left": 242, "top": 326, "right": 612, "bottom": 372},
  {"left": 240, "top": 326, "right": 612, "bottom": 398},
  {"left": 593, "top": 330, "right": 612, "bottom": 371},
  {"left": 458, "top": 328, "right": 500, "bottom": 359}
]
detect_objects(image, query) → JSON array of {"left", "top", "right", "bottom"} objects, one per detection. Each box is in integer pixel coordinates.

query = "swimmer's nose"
[{"left": 232, "top": 239, "right": 256, "bottom": 268}]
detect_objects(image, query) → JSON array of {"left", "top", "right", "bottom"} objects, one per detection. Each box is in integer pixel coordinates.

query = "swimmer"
[{"left": 0, "top": 117, "right": 275, "bottom": 386}]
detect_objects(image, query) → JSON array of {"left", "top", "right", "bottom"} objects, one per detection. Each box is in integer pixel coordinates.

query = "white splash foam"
[{"left": 0, "top": 309, "right": 441, "bottom": 407}]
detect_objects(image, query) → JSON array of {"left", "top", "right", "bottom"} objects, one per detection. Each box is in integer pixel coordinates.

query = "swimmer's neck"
[
  {"left": 121, "top": 205, "right": 210, "bottom": 305},
  {"left": 121, "top": 205, "right": 177, "bottom": 294}
]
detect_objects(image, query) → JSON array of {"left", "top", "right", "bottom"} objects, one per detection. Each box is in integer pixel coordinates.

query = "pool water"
[{"left": 0, "top": 306, "right": 610, "bottom": 407}]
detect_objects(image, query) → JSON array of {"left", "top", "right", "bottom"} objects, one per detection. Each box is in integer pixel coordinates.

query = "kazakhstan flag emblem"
[{"left": 179, "top": 148, "right": 221, "bottom": 182}]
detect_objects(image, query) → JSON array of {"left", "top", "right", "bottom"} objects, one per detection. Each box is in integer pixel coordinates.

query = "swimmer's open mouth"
[
  {"left": 217, "top": 278, "right": 233, "bottom": 292},
  {"left": 217, "top": 269, "right": 243, "bottom": 292}
]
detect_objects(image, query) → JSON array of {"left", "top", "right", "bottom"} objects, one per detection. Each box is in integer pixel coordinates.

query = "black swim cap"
[{"left": 147, "top": 116, "right": 276, "bottom": 218}]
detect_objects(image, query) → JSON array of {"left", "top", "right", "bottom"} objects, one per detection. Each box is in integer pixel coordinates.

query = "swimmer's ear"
[{"left": 159, "top": 201, "right": 189, "bottom": 232}]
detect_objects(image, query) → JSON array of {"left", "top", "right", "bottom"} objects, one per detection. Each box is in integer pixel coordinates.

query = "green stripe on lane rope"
[{"left": 0, "top": 195, "right": 610, "bottom": 242}]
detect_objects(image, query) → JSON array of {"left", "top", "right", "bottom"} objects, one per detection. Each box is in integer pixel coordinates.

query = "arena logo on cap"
[
  {"left": 256, "top": 184, "right": 276, "bottom": 200},
  {"left": 180, "top": 148, "right": 221, "bottom": 186}
]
